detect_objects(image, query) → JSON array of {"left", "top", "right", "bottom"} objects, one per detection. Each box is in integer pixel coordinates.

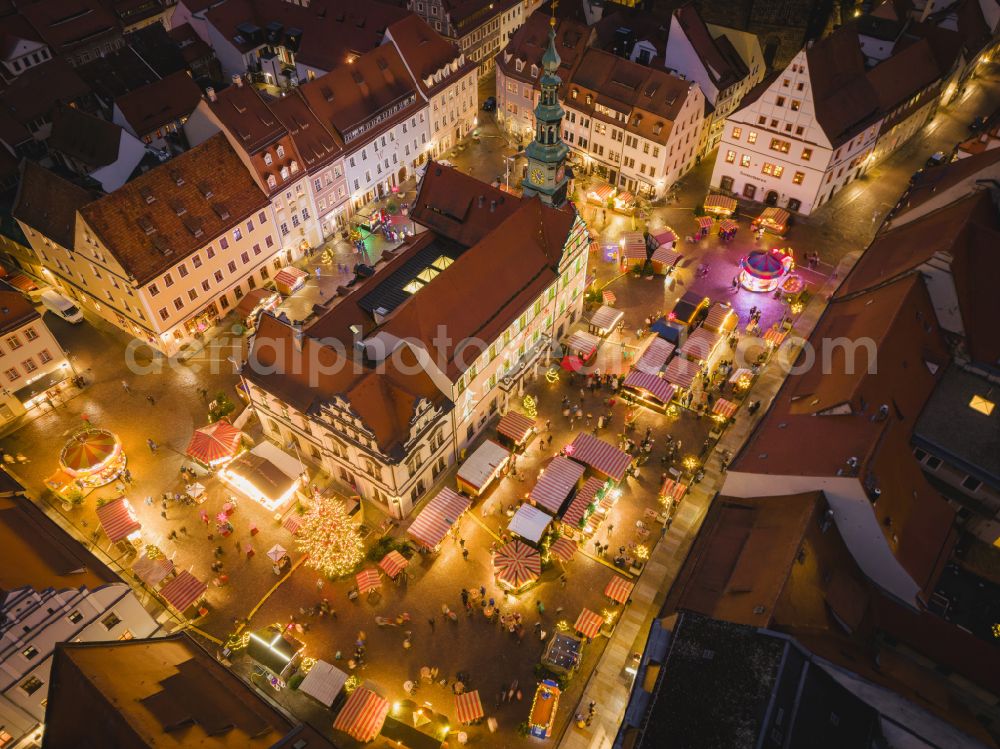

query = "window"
[
  {"left": 220, "top": 237, "right": 229, "bottom": 250},
  {"left": 207, "top": 246, "right": 215, "bottom": 259},
  {"left": 188, "top": 289, "right": 198, "bottom": 302},
  {"left": 6, "top": 335, "right": 21, "bottom": 350},
  {"left": 769, "top": 138, "right": 790, "bottom": 153},
  {"left": 266, "top": 235, "right": 274, "bottom": 248},
  {"left": 924, "top": 455, "right": 942, "bottom": 470},
  {"left": 20, "top": 676, "right": 43, "bottom": 695},
  {"left": 731, "top": 127, "right": 742, "bottom": 140},
  {"left": 149, "top": 283, "right": 159, "bottom": 296},
  {"left": 173, "top": 297, "right": 184, "bottom": 311},
  {"left": 24, "top": 327, "right": 38, "bottom": 341},
  {"left": 233, "top": 228, "right": 242, "bottom": 241},
  {"left": 102, "top": 612, "right": 122, "bottom": 630},
  {"left": 802, "top": 148, "right": 813, "bottom": 161},
  {"left": 782, "top": 78, "right": 790, "bottom": 87},
  {"left": 158, "top": 308, "right": 169, "bottom": 321},
  {"left": 791, "top": 100, "right": 801, "bottom": 111},
  {"left": 962, "top": 475, "right": 982, "bottom": 492},
  {"left": 757, "top": 116, "right": 766, "bottom": 125},
  {"left": 740, "top": 155, "right": 751, "bottom": 167},
  {"left": 68, "top": 610, "right": 83, "bottom": 623},
  {"left": 776, "top": 96, "right": 785, "bottom": 106},
  {"left": 240, "top": 251, "right": 250, "bottom": 264},
  {"left": 22, "top": 358, "right": 36, "bottom": 373},
  {"left": 164, "top": 273, "right": 174, "bottom": 287},
  {"left": 214, "top": 270, "right": 224, "bottom": 283},
  {"left": 258, "top": 211, "right": 267, "bottom": 224},
  {"left": 39, "top": 350, "right": 52, "bottom": 364},
  {"left": 747, "top": 131, "right": 757, "bottom": 144},
  {"left": 253, "top": 243, "right": 261, "bottom": 255},
  {"left": 178, "top": 263, "right": 188, "bottom": 278},
  {"left": 22, "top": 645, "right": 38, "bottom": 659},
  {"left": 793, "top": 171, "right": 805, "bottom": 184},
  {"left": 725, "top": 150, "right": 736, "bottom": 163},
  {"left": 3, "top": 367, "right": 18, "bottom": 382},
  {"left": 227, "top": 261, "right": 237, "bottom": 274},
  {"left": 201, "top": 280, "right": 211, "bottom": 292}
]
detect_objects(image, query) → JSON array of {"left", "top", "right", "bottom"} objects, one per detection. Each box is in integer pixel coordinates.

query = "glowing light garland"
[{"left": 296, "top": 495, "right": 365, "bottom": 579}]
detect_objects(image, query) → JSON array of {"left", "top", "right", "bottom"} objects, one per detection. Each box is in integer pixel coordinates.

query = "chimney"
[
  {"left": 206, "top": 86, "right": 217, "bottom": 102},
  {"left": 232, "top": 74, "right": 244, "bottom": 88}
]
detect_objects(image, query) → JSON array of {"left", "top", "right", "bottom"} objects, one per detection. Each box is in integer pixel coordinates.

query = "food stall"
[
  {"left": 587, "top": 305, "right": 623, "bottom": 337},
  {"left": 634, "top": 338, "right": 675, "bottom": 375},
  {"left": 159, "top": 570, "right": 208, "bottom": 617},
  {"left": 236, "top": 288, "right": 279, "bottom": 330},
  {"left": 565, "top": 432, "right": 633, "bottom": 483},
  {"left": 586, "top": 183, "right": 615, "bottom": 206},
  {"left": 649, "top": 244, "right": 681, "bottom": 276},
  {"left": 664, "top": 356, "right": 701, "bottom": 396},
  {"left": 651, "top": 228, "right": 677, "bottom": 250},
  {"left": 679, "top": 327, "right": 724, "bottom": 366},
  {"left": 456, "top": 439, "right": 510, "bottom": 497},
  {"left": 703, "top": 193, "right": 737, "bottom": 217},
  {"left": 612, "top": 190, "right": 635, "bottom": 214},
  {"left": 739, "top": 248, "right": 794, "bottom": 293},
  {"left": 718, "top": 218, "right": 738, "bottom": 240},
  {"left": 455, "top": 690, "right": 485, "bottom": 725},
  {"left": 334, "top": 686, "right": 389, "bottom": 743},
  {"left": 528, "top": 680, "right": 561, "bottom": 738},
  {"left": 407, "top": 487, "right": 471, "bottom": 551},
  {"left": 507, "top": 504, "right": 552, "bottom": 545},
  {"left": 185, "top": 420, "right": 243, "bottom": 468},
  {"left": 96, "top": 497, "right": 141, "bottom": 546},
  {"left": 619, "top": 232, "right": 647, "bottom": 270},
  {"left": 496, "top": 410, "right": 536, "bottom": 450},
  {"left": 299, "top": 660, "right": 349, "bottom": 708},
  {"left": 219, "top": 441, "right": 306, "bottom": 512},
  {"left": 274, "top": 266, "right": 308, "bottom": 295},
  {"left": 695, "top": 215, "right": 713, "bottom": 238},
  {"left": 621, "top": 369, "right": 676, "bottom": 412},
  {"left": 493, "top": 539, "right": 541, "bottom": 592},
  {"left": 752, "top": 206, "right": 791, "bottom": 236},
  {"left": 559, "top": 476, "right": 607, "bottom": 538},
  {"left": 563, "top": 330, "right": 601, "bottom": 363},
  {"left": 604, "top": 575, "right": 635, "bottom": 604},
  {"left": 248, "top": 625, "right": 304, "bottom": 687},
  {"left": 53, "top": 429, "right": 126, "bottom": 493},
  {"left": 703, "top": 303, "right": 737, "bottom": 334},
  {"left": 529, "top": 456, "right": 585, "bottom": 515},
  {"left": 574, "top": 608, "right": 604, "bottom": 639}
]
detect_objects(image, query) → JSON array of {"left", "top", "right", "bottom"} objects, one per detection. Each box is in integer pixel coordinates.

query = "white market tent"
[
  {"left": 456, "top": 440, "right": 510, "bottom": 496},
  {"left": 299, "top": 660, "right": 349, "bottom": 707},
  {"left": 507, "top": 503, "right": 552, "bottom": 545}
]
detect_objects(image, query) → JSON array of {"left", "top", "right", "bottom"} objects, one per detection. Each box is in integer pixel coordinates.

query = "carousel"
[
  {"left": 739, "top": 248, "right": 795, "bottom": 293},
  {"left": 50, "top": 429, "right": 126, "bottom": 492}
]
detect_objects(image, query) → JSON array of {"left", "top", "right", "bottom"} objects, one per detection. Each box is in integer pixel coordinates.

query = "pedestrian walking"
[
  {"left": 121, "top": 380, "right": 131, "bottom": 394},
  {"left": 160, "top": 510, "right": 167, "bottom": 519},
  {"left": 428, "top": 618, "right": 436, "bottom": 632},
  {"left": 146, "top": 395, "right": 155, "bottom": 406},
  {"left": 462, "top": 548, "right": 469, "bottom": 561},
  {"left": 147, "top": 438, "right": 158, "bottom": 453},
  {"left": 180, "top": 526, "right": 187, "bottom": 535}
]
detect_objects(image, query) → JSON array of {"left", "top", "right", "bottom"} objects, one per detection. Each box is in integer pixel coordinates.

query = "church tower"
[{"left": 521, "top": 16, "right": 569, "bottom": 207}]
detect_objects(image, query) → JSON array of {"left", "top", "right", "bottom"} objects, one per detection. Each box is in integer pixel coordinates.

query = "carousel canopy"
[
  {"left": 60, "top": 429, "right": 120, "bottom": 476},
  {"left": 742, "top": 250, "right": 786, "bottom": 279},
  {"left": 493, "top": 540, "right": 541, "bottom": 589},
  {"left": 186, "top": 420, "right": 241, "bottom": 465}
]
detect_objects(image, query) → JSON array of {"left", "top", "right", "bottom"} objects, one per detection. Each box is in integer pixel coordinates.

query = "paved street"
[{"left": 2, "top": 61, "right": 998, "bottom": 749}]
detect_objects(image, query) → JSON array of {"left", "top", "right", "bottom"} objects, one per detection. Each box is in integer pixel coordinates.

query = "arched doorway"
[
  {"left": 397, "top": 166, "right": 407, "bottom": 182},
  {"left": 765, "top": 190, "right": 778, "bottom": 206}
]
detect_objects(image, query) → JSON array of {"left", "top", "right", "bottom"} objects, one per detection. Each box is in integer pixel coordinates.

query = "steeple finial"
[{"left": 550, "top": 0, "right": 558, "bottom": 27}]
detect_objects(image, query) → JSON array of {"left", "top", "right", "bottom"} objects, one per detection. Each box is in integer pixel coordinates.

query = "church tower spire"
[{"left": 521, "top": 12, "right": 569, "bottom": 207}]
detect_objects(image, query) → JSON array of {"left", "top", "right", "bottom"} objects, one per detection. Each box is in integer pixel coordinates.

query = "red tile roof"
[
  {"left": 497, "top": 11, "right": 590, "bottom": 83},
  {"left": 266, "top": 89, "right": 343, "bottom": 172},
  {"left": 49, "top": 106, "right": 124, "bottom": 168},
  {"left": 0, "top": 286, "right": 39, "bottom": 334},
  {"left": 386, "top": 13, "right": 473, "bottom": 97},
  {"left": 805, "top": 27, "right": 881, "bottom": 144},
  {"left": 114, "top": 70, "right": 202, "bottom": 137},
  {"left": 19, "top": 0, "right": 119, "bottom": 54},
  {"left": 672, "top": 4, "right": 748, "bottom": 90},
  {"left": 0, "top": 56, "right": 92, "bottom": 127},
  {"left": 13, "top": 160, "right": 99, "bottom": 249},
  {"left": 80, "top": 133, "right": 268, "bottom": 285}
]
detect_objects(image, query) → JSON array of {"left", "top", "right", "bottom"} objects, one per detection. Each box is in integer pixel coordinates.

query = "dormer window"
[
  {"left": 515, "top": 59, "right": 524, "bottom": 72},
  {"left": 586, "top": 94, "right": 592, "bottom": 105},
  {"left": 280, "top": 166, "right": 290, "bottom": 180},
  {"left": 530, "top": 64, "right": 538, "bottom": 77},
  {"left": 571, "top": 89, "right": 578, "bottom": 99},
  {"left": 264, "top": 152, "right": 273, "bottom": 166},
  {"left": 276, "top": 145, "right": 285, "bottom": 159},
  {"left": 290, "top": 160, "right": 299, "bottom": 174},
  {"left": 267, "top": 175, "right": 277, "bottom": 189}
]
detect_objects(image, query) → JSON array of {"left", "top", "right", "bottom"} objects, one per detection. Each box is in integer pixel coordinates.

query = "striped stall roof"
[
  {"left": 704, "top": 303, "right": 736, "bottom": 333},
  {"left": 566, "top": 432, "right": 632, "bottom": 482},
  {"left": 283, "top": 512, "right": 302, "bottom": 535},
  {"left": 697, "top": 216, "right": 713, "bottom": 229},
  {"left": 635, "top": 338, "right": 675, "bottom": 374},
  {"left": 334, "top": 687, "right": 389, "bottom": 742},
  {"left": 602, "top": 289, "right": 616, "bottom": 305},
  {"left": 604, "top": 575, "right": 635, "bottom": 604},
  {"left": 530, "top": 456, "right": 585, "bottom": 515},
  {"left": 589, "top": 304, "right": 623, "bottom": 333},
  {"left": 712, "top": 397, "right": 738, "bottom": 419},
  {"left": 455, "top": 690, "right": 484, "bottom": 724},
  {"left": 620, "top": 232, "right": 647, "bottom": 260},
  {"left": 497, "top": 411, "right": 536, "bottom": 444},
  {"left": 623, "top": 369, "right": 676, "bottom": 405},
  {"left": 132, "top": 554, "right": 174, "bottom": 587},
  {"left": 574, "top": 608, "right": 603, "bottom": 639},
  {"left": 96, "top": 497, "right": 141, "bottom": 543},
  {"left": 763, "top": 327, "right": 789, "bottom": 346},
  {"left": 651, "top": 228, "right": 676, "bottom": 246},
  {"left": 704, "top": 194, "right": 737, "bottom": 213},
  {"left": 356, "top": 568, "right": 382, "bottom": 594},
  {"left": 719, "top": 218, "right": 738, "bottom": 232},
  {"left": 549, "top": 536, "right": 578, "bottom": 562},
  {"left": 664, "top": 356, "right": 700, "bottom": 389},
  {"left": 274, "top": 266, "right": 307, "bottom": 287},
  {"left": 494, "top": 540, "right": 541, "bottom": 589},
  {"left": 560, "top": 476, "right": 605, "bottom": 529},
  {"left": 650, "top": 245, "right": 681, "bottom": 268},
  {"left": 378, "top": 550, "right": 408, "bottom": 578},
  {"left": 565, "top": 330, "right": 600, "bottom": 358},
  {"left": 407, "top": 488, "right": 471, "bottom": 549},
  {"left": 159, "top": 570, "right": 207, "bottom": 612},
  {"left": 679, "top": 327, "right": 722, "bottom": 363},
  {"left": 659, "top": 477, "right": 688, "bottom": 502}
]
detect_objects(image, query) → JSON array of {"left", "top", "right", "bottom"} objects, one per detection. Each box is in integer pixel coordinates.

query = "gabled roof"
[
  {"left": 115, "top": 71, "right": 203, "bottom": 137},
  {"left": 49, "top": 107, "right": 124, "bottom": 168},
  {"left": 0, "top": 56, "right": 91, "bottom": 127},
  {"left": 673, "top": 4, "right": 748, "bottom": 90},
  {"left": 386, "top": 13, "right": 472, "bottom": 97},
  {"left": 866, "top": 38, "right": 947, "bottom": 114},
  {"left": 13, "top": 160, "right": 99, "bottom": 249},
  {"left": 805, "top": 26, "right": 881, "bottom": 144},
  {"left": 79, "top": 133, "right": 268, "bottom": 285},
  {"left": 497, "top": 11, "right": 589, "bottom": 83},
  {"left": 0, "top": 284, "right": 39, "bottom": 334},
  {"left": 76, "top": 46, "right": 161, "bottom": 103},
  {"left": 19, "top": 0, "right": 118, "bottom": 54},
  {"left": 266, "top": 89, "right": 342, "bottom": 171}
]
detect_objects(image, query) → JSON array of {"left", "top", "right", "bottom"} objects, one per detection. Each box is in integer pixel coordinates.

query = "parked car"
[
  {"left": 925, "top": 151, "right": 947, "bottom": 168},
  {"left": 40, "top": 289, "right": 84, "bottom": 323},
  {"left": 482, "top": 96, "right": 496, "bottom": 112}
]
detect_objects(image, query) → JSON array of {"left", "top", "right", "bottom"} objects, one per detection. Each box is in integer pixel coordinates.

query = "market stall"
[
  {"left": 601, "top": 289, "right": 617, "bottom": 305},
  {"left": 159, "top": 570, "right": 207, "bottom": 615},
  {"left": 529, "top": 456, "right": 585, "bottom": 515},
  {"left": 528, "top": 680, "right": 561, "bottom": 738},
  {"left": 185, "top": 420, "right": 242, "bottom": 467},
  {"left": 541, "top": 633, "right": 583, "bottom": 675},
  {"left": 455, "top": 690, "right": 484, "bottom": 724},
  {"left": 574, "top": 608, "right": 604, "bottom": 639},
  {"left": 622, "top": 369, "right": 676, "bottom": 412},
  {"left": 586, "top": 183, "right": 615, "bottom": 206},
  {"left": 564, "top": 330, "right": 600, "bottom": 361},
  {"left": 587, "top": 305, "right": 623, "bottom": 336},
  {"left": 58, "top": 429, "right": 126, "bottom": 491},
  {"left": 763, "top": 325, "right": 789, "bottom": 347},
  {"left": 712, "top": 397, "right": 739, "bottom": 422},
  {"left": 496, "top": 411, "right": 536, "bottom": 450},
  {"left": 267, "top": 544, "right": 291, "bottom": 575},
  {"left": 649, "top": 245, "right": 681, "bottom": 275},
  {"left": 219, "top": 441, "right": 306, "bottom": 512},
  {"left": 333, "top": 686, "right": 389, "bottom": 742},
  {"left": 378, "top": 550, "right": 408, "bottom": 580},
  {"left": 493, "top": 540, "right": 541, "bottom": 592},
  {"left": 559, "top": 476, "right": 606, "bottom": 536},
  {"left": 728, "top": 367, "right": 753, "bottom": 391},
  {"left": 508, "top": 504, "right": 552, "bottom": 545},
  {"left": 236, "top": 288, "right": 279, "bottom": 329},
  {"left": 613, "top": 190, "right": 635, "bottom": 213},
  {"left": 274, "top": 266, "right": 308, "bottom": 295},
  {"left": 566, "top": 433, "right": 632, "bottom": 483},
  {"left": 664, "top": 356, "right": 701, "bottom": 391},
  {"left": 740, "top": 248, "right": 794, "bottom": 293},
  {"left": 96, "top": 497, "right": 141, "bottom": 545},
  {"left": 703, "top": 303, "right": 737, "bottom": 334},
  {"left": 456, "top": 439, "right": 510, "bottom": 497},
  {"left": 407, "top": 487, "right": 471, "bottom": 550},
  {"left": 659, "top": 477, "right": 688, "bottom": 506},
  {"left": 634, "top": 338, "right": 675, "bottom": 375},
  {"left": 679, "top": 327, "right": 724, "bottom": 365},
  {"left": 132, "top": 553, "right": 174, "bottom": 587},
  {"left": 752, "top": 206, "right": 791, "bottom": 236},
  {"left": 651, "top": 228, "right": 677, "bottom": 249},
  {"left": 299, "top": 660, "right": 348, "bottom": 708},
  {"left": 604, "top": 575, "right": 635, "bottom": 604},
  {"left": 248, "top": 625, "right": 304, "bottom": 684},
  {"left": 695, "top": 215, "right": 713, "bottom": 238},
  {"left": 549, "top": 536, "right": 578, "bottom": 563},
  {"left": 718, "top": 218, "right": 738, "bottom": 240},
  {"left": 703, "top": 193, "right": 737, "bottom": 217},
  {"left": 619, "top": 232, "right": 647, "bottom": 270},
  {"left": 356, "top": 568, "right": 382, "bottom": 596}
]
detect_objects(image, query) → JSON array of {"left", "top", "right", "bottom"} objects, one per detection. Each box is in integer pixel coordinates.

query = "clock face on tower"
[{"left": 530, "top": 168, "right": 544, "bottom": 185}]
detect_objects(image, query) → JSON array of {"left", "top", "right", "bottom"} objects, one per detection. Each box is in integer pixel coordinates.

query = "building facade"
[{"left": 408, "top": 0, "right": 525, "bottom": 77}]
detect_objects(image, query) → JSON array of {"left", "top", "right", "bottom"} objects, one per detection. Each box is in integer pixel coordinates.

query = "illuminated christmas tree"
[{"left": 296, "top": 496, "right": 365, "bottom": 578}]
